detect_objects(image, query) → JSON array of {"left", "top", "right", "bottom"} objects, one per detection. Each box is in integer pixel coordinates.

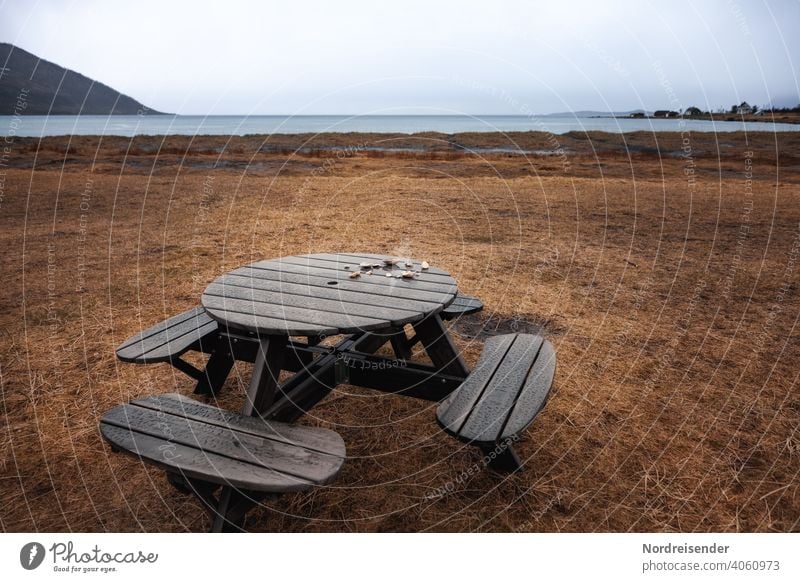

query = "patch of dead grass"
[{"left": 1, "top": 132, "right": 798, "bottom": 532}]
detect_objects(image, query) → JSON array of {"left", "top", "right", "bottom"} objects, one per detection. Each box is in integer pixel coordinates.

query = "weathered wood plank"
[
  {"left": 436, "top": 334, "right": 556, "bottom": 446},
  {"left": 119, "top": 321, "right": 219, "bottom": 362},
  {"left": 502, "top": 339, "right": 556, "bottom": 437},
  {"left": 116, "top": 307, "right": 209, "bottom": 350},
  {"left": 217, "top": 273, "right": 443, "bottom": 313},
  {"left": 274, "top": 257, "right": 458, "bottom": 290},
  {"left": 231, "top": 266, "right": 453, "bottom": 305},
  {"left": 100, "top": 423, "right": 317, "bottom": 492},
  {"left": 201, "top": 294, "right": 384, "bottom": 334},
  {"left": 436, "top": 334, "right": 516, "bottom": 433},
  {"left": 441, "top": 294, "right": 484, "bottom": 320},
  {"left": 308, "top": 252, "right": 454, "bottom": 277},
  {"left": 204, "top": 282, "right": 423, "bottom": 326},
  {"left": 135, "top": 393, "right": 345, "bottom": 456},
  {"left": 457, "top": 335, "right": 544, "bottom": 442},
  {"left": 249, "top": 260, "right": 458, "bottom": 294},
  {"left": 102, "top": 402, "right": 343, "bottom": 483},
  {"left": 205, "top": 308, "right": 332, "bottom": 336},
  {"left": 295, "top": 253, "right": 455, "bottom": 278},
  {"left": 116, "top": 308, "right": 218, "bottom": 362}
]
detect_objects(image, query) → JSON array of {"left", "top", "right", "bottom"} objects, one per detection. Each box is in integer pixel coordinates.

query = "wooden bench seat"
[
  {"left": 116, "top": 307, "right": 219, "bottom": 363},
  {"left": 116, "top": 307, "right": 241, "bottom": 396},
  {"left": 100, "top": 393, "right": 346, "bottom": 531},
  {"left": 436, "top": 333, "right": 556, "bottom": 472},
  {"left": 440, "top": 293, "right": 484, "bottom": 320},
  {"left": 115, "top": 307, "right": 339, "bottom": 397}
]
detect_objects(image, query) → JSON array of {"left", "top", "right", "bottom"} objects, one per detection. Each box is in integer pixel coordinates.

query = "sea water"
[{"left": 1, "top": 114, "right": 798, "bottom": 137}]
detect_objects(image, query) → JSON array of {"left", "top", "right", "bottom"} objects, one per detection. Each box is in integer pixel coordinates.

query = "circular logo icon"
[{"left": 20, "top": 542, "right": 46, "bottom": 570}]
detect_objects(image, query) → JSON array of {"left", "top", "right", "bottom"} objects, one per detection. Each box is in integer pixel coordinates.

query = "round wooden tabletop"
[{"left": 201, "top": 252, "right": 458, "bottom": 336}]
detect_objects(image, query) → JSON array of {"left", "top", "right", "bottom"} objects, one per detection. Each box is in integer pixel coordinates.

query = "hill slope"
[{"left": 0, "top": 43, "right": 163, "bottom": 115}]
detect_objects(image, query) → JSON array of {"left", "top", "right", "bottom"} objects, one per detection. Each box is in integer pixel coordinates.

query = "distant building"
[
  {"left": 684, "top": 106, "right": 704, "bottom": 116},
  {"left": 629, "top": 112, "right": 645, "bottom": 118},
  {"left": 653, "top": 110, "right": 679, "bottom": 118},
  {"left": 732, "top": 101, "right": 755, "bottom": 115}
]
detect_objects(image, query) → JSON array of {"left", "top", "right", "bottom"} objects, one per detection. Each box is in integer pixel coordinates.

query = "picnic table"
[
  {"left": 200, "top": 252, "right": 470, "bottom": 420},
  {"left": 103, "top": 251, "right": 556, "bottom": 531}
]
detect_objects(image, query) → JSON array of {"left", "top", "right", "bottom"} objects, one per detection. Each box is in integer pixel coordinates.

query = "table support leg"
[
  {"left": 263, "top": 332, "right": 389, "bottom": 423},
  {"left": 388, "top": 327, "right": 413, "bottom": 360},
  {"left": 243, "top": 335, "right": 287, "bottom": 416},
  {"left": 412, "top": 314, "right": 470, "bottom": 378}
]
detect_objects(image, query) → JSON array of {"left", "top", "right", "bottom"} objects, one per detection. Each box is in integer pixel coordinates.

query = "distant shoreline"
[{"left": 615, "top": 113, "right": 800, "bottom": 125}]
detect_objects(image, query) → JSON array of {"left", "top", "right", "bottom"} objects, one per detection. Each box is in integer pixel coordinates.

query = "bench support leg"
[
  {"left": 479, "top": 441, "right": 523, "bottom": 473},
  {"left": 210, "top": 487, "right": 235, "bottom": 532},
  {"left": 181, "top": 477, "right": 265, "bottom": 532},
  {"left": 194, "top": 336, "right": 236, "bottom": 396},
  {"left": 166, "top": 472, "right": 194, "bottom": 494},
  {"left": 210, "top": 488, "right": 266, "bottom": 532},
  {"left": 170, "top": 357, "right": 204, "bottom": 381}
]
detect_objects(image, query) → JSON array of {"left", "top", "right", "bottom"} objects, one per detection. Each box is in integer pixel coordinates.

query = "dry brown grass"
[{"left": 1, "top": 131, "right": 799, "bottom": 532}]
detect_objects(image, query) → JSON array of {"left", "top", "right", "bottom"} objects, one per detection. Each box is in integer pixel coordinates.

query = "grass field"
[{"left": 1, "top": 130, "right": 799, "bottom": 532}]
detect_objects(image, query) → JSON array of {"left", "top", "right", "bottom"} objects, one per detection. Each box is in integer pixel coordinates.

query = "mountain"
[{"left": 0, "top": 43, "right": 164, "bottom": 115}]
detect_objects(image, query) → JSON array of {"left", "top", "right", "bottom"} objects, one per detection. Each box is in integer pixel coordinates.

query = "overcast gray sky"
[{"left": 1, "top": 0, "right": 798, "bottom": 115}]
